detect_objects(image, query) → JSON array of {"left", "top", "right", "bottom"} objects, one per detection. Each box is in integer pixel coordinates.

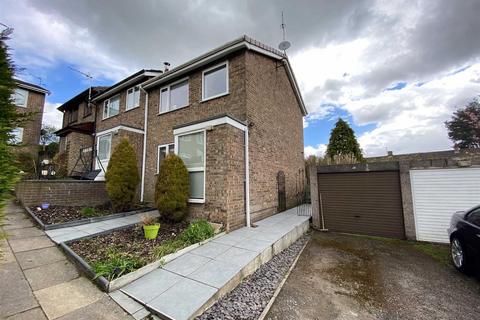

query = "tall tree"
[
  {"left": 325, "top": 118, "right": 364, "bottom": 161},
  {"left": 0, "top": 27, "right": 25, "bottom": 217},
  {"left": 445, "top": 99, "right": 480, "bottom": 149}
]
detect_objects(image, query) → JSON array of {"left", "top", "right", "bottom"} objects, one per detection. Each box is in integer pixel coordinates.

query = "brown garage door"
[{"left": 317, "top": 171, "right": 405, "bottom": 239}]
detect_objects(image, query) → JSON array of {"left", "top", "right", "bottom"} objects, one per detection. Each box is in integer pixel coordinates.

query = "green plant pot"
[{"left": 143, "top": 224, "right": 160, "bottom": 240}]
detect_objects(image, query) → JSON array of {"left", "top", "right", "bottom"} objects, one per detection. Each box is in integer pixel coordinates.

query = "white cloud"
[
  {"left": 42, "top": 101, "right": 62, "bottom": 129},
  {"left": 304, "top": 144, "right": 327, "bottom": 158}
]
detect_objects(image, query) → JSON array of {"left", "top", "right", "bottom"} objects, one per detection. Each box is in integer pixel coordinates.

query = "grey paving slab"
[
  {"left": 55, "top": 296, "right": 132, "bottom": 320},
  {"left": 148, "top": 277, "right": 217, "bottom": 320},
  {"left": 228, "top": 227, "right": 261, "bottom": 239},
  {"left": 5, "top": 307, "right": 47, "bottom": 320},
  {"left": 164, "top": 253, "right": 211, "bottom": 277},
  {"left": 109, "top": 290, "right": 144, "bottom": 315},
  {"left": 16, "top": 246, "right": 67, "bottom": 270},
  {"left": 34, "top": 277, "right": 104, "bottom": 320},
  {"left": 121, "top": 269, "right": 183, "bottom": 304},
  {"left": 6, "top": 227, "right": 44, "bottom": 240},
  {"left": 132, "top": 307, "right": 150, "bottom": 320},
  {"left": 188, "top": 259, "right": 241, "bottom": 289},
  {"left": 9, "top": 236, "right": 54, "bottom": 253},
  {"left": 24, "top": 259, "right": 79, "bottom": 291},
  {"left": 44, "top": 228, "right": 71, "bottom": 238},
  {"left": 0, "top": 239, "right": 16, "bottom": 265},
  {"left": 233, "top": 238, "right": 272, "bottom": 252},
  {"left": 214, "top": 246, "right": 260, "bottom": 267},
  {"left": 190, "top": 241, "right": 231, "bottom": 259},
  {"left": 211, "top": 233, "right": 246, "bottom": 246},
  {"left": 0, "top": 262, "right": 39, "bottom": 318},
  {"left": 2, "top": 218, "right": 35, "bottom": 230},
  {"left": 72, "top": 225, "right": 105, "bottom": 235}
]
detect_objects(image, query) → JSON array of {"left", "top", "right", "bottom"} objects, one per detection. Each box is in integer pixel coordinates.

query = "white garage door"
[{"left": 410, "top": 167, "right": 480, "bottom": 243}]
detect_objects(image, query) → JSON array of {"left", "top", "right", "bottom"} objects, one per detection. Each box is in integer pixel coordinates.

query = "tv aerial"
[
  {"left": 68, "top": 66, "right": 94, "bottom": 106},
  {"left": 278, "top": 11, "right": 291, "bottom": 52}
]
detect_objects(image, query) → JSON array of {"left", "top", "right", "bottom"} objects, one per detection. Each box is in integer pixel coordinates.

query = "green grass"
[
  {"left": 153, "top": 239, "right": 187, "bottom": 260},
  {"left": 91, "top": 249, "right": 144, "bottom": 281},
  {"left": 80, "top": 207, "right": 97, "bottom": 217},
  {"left": 180, "top": 219, "right": 215, "bottom": 245},
  {"left": 412, "top": 242, "right": 451, "bottom": 265}
]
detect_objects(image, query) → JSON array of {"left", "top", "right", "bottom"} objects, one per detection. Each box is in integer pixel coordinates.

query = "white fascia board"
[
  {"left": 16, "top": 83, "right": 50, "bottom": 95},
  {"left": 96, "top": 125, "right": 144, "bottom": 136},
  {"left": 92, "top": 72, "right": 161, "bottom": 102},
  {"left": 173, "top": 116, "right": 247, "bottom": 136}
]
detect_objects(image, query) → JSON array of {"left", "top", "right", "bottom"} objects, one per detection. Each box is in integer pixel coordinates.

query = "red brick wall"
[
  {"left": 15, "top": 90, "right": 45, "bottom": 157},
  {"left": 15, "top": 180, "right": 109, "bottom": 207}
]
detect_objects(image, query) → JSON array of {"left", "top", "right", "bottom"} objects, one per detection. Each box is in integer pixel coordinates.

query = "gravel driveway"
[{"left": 266, "top": 231, "right": 480, "bottom": 320}]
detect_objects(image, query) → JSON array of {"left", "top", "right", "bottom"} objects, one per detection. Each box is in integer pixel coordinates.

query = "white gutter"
[{"left": 139, "top": 86, "right": 149, "bottom": 202}]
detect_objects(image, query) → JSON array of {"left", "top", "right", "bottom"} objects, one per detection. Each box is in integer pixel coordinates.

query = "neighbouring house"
[
  {"left": 57, "top": 35, "right": 307, "bottom": 231},
  {"left": 55, "top": 86, "right": 108, "bottom": 177},
  {"left": 10, "top": 79, "right": 50, "bottom": 157}
]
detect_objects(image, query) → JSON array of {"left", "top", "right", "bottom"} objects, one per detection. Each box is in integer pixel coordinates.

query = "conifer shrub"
[
  {"left": 105, "top": 139, "right": 140, "bottom": 212},
  {"left": 155, "top": 154, "right": 189, "bottom": 222}
]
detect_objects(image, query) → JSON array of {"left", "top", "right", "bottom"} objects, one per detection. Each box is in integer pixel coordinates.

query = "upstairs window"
[
  {"left": 11, "top": 88, "right": 29, "bottom": 108},
  {"left": 126, "top": 86, "right": 140, "bottom": 110},
  {"left": 9, "top": 127, "right": 23, "bottom": 144},
  {"left": 68, "top": 108, "right": 78, "bottom": 124},
  {"left": 159, "top": 79, "right": 189, "bottom": 114},
  {"left": 157, "top": 143, "right": 175, "bottom": 173},
  {"left": 103, "top": 95, "right": 120, "bottom": 119},
  {"left": 202, "top": 61, "right": 228, "bottom": 101}
]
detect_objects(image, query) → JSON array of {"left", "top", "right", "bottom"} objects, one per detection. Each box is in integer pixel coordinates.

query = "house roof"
[
  {"left": 142, "top": 35, "right": 307, "bottom": 116},
  {"left": 15, "top": 79, "right": 50, "bottom": 95},
  {"left": 91, "top": 69, "right": 162, "bottom": 102},
  {"left": 55, "top": 121, "right": 95, "bottom": 137},
  {"left": 58, "top": 86, "right": 109, "bottom": 112}
]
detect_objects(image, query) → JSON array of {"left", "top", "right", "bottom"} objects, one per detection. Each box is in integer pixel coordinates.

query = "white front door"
[{"left": 95, "top": 133, "right": 112, "bottom": 180}]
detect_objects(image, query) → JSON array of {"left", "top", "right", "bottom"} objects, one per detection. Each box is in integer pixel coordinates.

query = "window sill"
[
  {"left": 157, "top": 104, "right": 189, "bottom": 116},
  {"left": 201, "top": 92, "right": 229, "bottom": 103},
  {"left": 189, "top": 198, "right": 205, "bottom": 204},
  {"left": 101, "top": 114, "right": 119, "bottom": 121},
  {"left": 125, "top": 106, "right": 140, "bottom": 113}
]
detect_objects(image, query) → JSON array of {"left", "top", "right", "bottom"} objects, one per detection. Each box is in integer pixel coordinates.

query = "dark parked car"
[{"left": 448, "top": 205, "right": 480, "bottom": 273}]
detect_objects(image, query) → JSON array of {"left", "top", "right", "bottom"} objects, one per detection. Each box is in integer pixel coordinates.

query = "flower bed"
[{"left": 66, "top": 219, "right": 217, "bottom": 282}]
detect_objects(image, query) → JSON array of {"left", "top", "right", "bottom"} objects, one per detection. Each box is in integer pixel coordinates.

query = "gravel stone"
[{"left": 197, "top": 234, "right": 310, "bottom": 320}]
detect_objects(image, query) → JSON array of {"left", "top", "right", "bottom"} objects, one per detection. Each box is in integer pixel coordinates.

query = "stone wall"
[{"left": 15, "top": 180, "right": 109, "bottom": 207}]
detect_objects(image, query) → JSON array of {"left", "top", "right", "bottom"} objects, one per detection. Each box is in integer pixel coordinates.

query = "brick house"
[
  {"left": 10, "top": 80, "right": 49, "bottom": 157},
  {"left": 58, "top": 36, "right": 307, "bottom": 231}
]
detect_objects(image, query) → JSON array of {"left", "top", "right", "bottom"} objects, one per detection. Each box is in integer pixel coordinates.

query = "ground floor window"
[
  {"left": 157, "top": 143, "right": 175, "bottom": 173},
  {"left": 176, "top": 131, "right": 205, "bottom": 202},
  {"left": 9, "top": 127, "right": 23, "bottom": 144},
  {"left": 96, "top": 133, "right": 112, "bottom": 170}
]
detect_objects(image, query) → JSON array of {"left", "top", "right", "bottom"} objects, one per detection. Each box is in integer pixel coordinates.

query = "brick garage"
[{"left": 15, "top": 180, "right": 109, "bottom": 207}]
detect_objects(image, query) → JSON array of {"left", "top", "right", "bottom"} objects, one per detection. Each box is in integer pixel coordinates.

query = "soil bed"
[
  {"left": 30, "top": 205, "right": 139, "bottom": 225},
  {"left": 69, "top": 221, "right": 189, "bottom": 266},
  {"left": 197, "top": 234, "right": 310, "bottom": 320}
]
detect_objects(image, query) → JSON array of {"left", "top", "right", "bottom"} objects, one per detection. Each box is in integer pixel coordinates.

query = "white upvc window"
[
  {"left": 159, "top": 78, "right": 189, "bottom": 114},
  {"left": 175, "top": 131, "right": 205, "bottom": 203},
  {"left": 102, "top": 95, "right": 120, "bottom": 119},
  {"left": 11, "top": 88, "right": 29, "bottom": 108},
  {"left": 96, "top": 133, "right": 112, "bottom": 171},
  {"left": 202, "top": 61, "right": 228, "bottom": 101},
  {"left": 157, "top": 143, "right": 175, "bottom": 173},
  {"left": 10, "top": 127, "right": 24, "bottom": 144},
  {"left": 126, "top": 86, "right": 140, "bottom": 110}
]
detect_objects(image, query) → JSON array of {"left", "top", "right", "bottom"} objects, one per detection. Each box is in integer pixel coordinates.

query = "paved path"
[
  {"left": 45, "top": 210, "right": 160, "bottom": 243},
  {"left": 117, "top": 206, "right": 310, "bottom": 320},
  {"left": 0, "top": 201, "right": 134, "bottom": 320}
]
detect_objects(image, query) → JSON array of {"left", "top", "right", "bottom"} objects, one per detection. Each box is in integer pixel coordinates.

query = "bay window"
[
  {"left": 176, "top": 131, "right": 205, "bottom": 202},
  {"left": 159, "top": 78, "right": 189, "bottom": 114},
  {"left": 103, "top": 95, "right": 120, "bottom": 119}
]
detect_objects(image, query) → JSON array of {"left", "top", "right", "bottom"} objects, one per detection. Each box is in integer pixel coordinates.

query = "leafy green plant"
[
  {"left": 155, "top": 154, "right": 189, "bottom": 222},
  {"left": 80, "top": 207, "right": 96, "bottom": 217},
  {"left": 105, "top": 139, "right": 140, "bottom": 212},
  {"left": 91, "top": 248, "right": 143, "bottom": 281},
  {"left": 153, "top": 239, "right": 186, "bottom": 259},
  {"left": 180, "top": 219, "right": 215, "bottom": 245}
]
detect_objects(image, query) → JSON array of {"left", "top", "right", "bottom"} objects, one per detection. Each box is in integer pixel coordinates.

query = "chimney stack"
[
  {"left": 163, "top": 62, "right": 170, "bottom": 72},
  {"left": 387, "top": 151, "right": 393, "bottom": 156}
]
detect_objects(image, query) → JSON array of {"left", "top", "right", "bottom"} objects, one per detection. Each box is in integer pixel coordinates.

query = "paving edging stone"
[
  {"left": 60, "top": 229, "right": 226, "bottom": 293},
  {"left": 23, "top": 205, "right": 153, "bottom": 230}
]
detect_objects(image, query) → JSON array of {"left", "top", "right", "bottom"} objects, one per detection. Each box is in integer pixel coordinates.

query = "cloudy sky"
[{"left": 3, "top": 0, "right": 480, "bottom": 157}]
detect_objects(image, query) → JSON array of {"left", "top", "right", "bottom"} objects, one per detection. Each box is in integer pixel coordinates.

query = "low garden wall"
[{"left": 15, "top": 180, "right": 109, "bottom": 207}]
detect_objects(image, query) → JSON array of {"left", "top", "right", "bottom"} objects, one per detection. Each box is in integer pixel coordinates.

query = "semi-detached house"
[{"left": 57, "top": 35, "right": 307, "bottom": 231}]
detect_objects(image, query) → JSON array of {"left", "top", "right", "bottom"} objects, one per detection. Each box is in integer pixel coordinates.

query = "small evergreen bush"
[
  {"left": 105, "top": 139, "right": 140, "bottom": 212},
  {"left": 155, "top": 154, "right": 189, "bottom": 222},
  {"left": 180, "top": 219, "right": 215, "bottom": 245},
  {"left": 80, "top": 207, "right": 96, "bottom": 217}
]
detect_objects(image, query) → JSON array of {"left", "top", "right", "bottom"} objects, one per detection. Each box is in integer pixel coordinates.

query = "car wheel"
[{"left": 451, "top": 237, "right": 470, "bottom": 273}]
